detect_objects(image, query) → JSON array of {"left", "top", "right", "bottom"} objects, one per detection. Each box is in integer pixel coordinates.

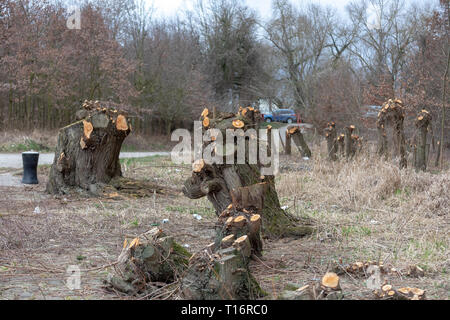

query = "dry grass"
[{"left": 277, "top": 143, "right": 449, "bottom": 274}]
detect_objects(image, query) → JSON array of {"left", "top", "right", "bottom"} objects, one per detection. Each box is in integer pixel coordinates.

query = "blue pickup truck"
[{"left": 263, "top": 109, "right": 297, "bottom": 123}]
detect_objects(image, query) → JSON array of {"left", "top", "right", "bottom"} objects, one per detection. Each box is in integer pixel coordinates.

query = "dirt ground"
[{"left": 0, "top": 145, "right": 449, "bottom": 300}]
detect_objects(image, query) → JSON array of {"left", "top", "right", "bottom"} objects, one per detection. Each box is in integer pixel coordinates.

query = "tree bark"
[
  {"left": 435, "top": 140, "right": 441, "bottom": 167},
  {"left": 183, "top": 107, "right": 313, "bottom": 238},
  {"left": 287, "top": 126, "right": 312, "bottom": 158},
  {"left": 414, "top": 110, "right": 432, "bottom": 171},
  {"left": 440, "top": 48, "right": 449, "bottom": 169},
  {"left": 324, "top": 122, "right": 337, "bottom": 161},
  {"left": 377, "top": 99, "right": 407, "bottom": 168}
]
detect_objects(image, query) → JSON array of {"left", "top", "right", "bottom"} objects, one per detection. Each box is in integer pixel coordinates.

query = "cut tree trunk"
[
  {"left": 183, "top": 107, "right": 313, "bottom": 238},
  {"left": 287, "top": 126, "right": 312, "bottom": 158},
  {"left": 181, "top": 243, "right": 265, "bottom": 300},
  {"left": 373, "top": 284, "right": 426, "bottom": 300},
  {"left": 217, "top": 207, "right": 263, "bottom": 256},
  {"left": 105, "top": 227, "right": 191, "bottom": 295},
  {"left": 324, "top": 122, "right": 337, "bottom": 161},
  {"left": 344, "top": 125, "right": 355, "bottom": 159},
  {"left": 46, "top": 100, "right": 130, "bottom": 195},
  {"left": 278, "top": 272, "right": 344, "bottom": 300},
  {"left": 377, "top": 99, "right": 407, "bottom": 169},
  {"left": 377, "top": 120, "right": 388, "bottom": 159},
  {"left": 435, "top": 140, "right": 441, "bottom": 167},
  {"left": 285, "top": 130, "right": 292, "bottom": 155},
  {"left": 337, "top": 134, "right": 345, "bottom": 157}
]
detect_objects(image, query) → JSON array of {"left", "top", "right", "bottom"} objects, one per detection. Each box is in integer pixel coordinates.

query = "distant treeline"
[{"left": 0, "top": 0, "right": 448, "bottom": 138}]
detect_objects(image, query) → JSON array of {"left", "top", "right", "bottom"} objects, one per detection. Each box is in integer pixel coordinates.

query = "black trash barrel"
[{"left": 22, "top": 151, "right": 39, "bottom": 184}]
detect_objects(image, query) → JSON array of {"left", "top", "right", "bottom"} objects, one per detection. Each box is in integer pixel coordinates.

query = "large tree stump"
[
  {"left": 183, "top": 107, "right": 313, "bottom": 238},
  {"left": 414, "top": 109, "right": 432, "bottom": 171},
  {"left": 376, "top": 99, "right": 407, "bottom": 169},
  {"left": 181, "top": 238, "right": 265, "bottom": 300},
  {"left": 46, "top": 100, "right": 131, "bottom": 194}
]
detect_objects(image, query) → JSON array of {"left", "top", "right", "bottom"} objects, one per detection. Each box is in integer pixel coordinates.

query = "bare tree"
[
  {"left": 193, "top": 0, "right": 265, "bottom": 111},
  {"left": 264, "top": 0, "right": 351, "bottom": 120},
  {"left": 347, "top": 0, "right": 419, "bottom": 103}
]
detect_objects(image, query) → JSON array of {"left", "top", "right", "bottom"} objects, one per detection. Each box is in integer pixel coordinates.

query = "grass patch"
[
  {"left": 165, "top": 205, "right": 215, "bottom": 218},
  {"left": 120, "top": 155, "right": 165, "bottom": 166},
  {"left": 0, "top": 138, "right": 52, "bottom": 152},
  {"left": 259, "top": 122, "right": 286, "bottom": 129}
]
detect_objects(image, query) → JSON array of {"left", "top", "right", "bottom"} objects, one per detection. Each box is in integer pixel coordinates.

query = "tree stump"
[
  {"left": 414, "top": 109, "right": 432, "bottom": 171},
  {"left": 181, "top": 243, "right": 265, "bottom": 300},
  {"left": 376, "top": 99, "right": 407, "bottom": 169},
  {"left": 46, "top": 100, "right": 131, "bottom": 194},
  {"left": 216, "top": 205, "right": 263, "bottom": 256},
  {"left": 285, "top": 130, "right": 292, "bottom": 155},
  {"left": 324, "top": 122, "right": 337, "bottom": 161},
  {"left": 435, "top": 140, "right": 441, "bottom": 167},
  {"left": 278, "top": 272, "right": 343, "bottom": 300},
  {"left": 373, "top": 284, "right": 426, "bottom": 300},
  {"left": 287, "top": 126, "right": 312, "bottom": 158},
  {"left": 183, "top": 107, "right": 313, "bottom": 238}
]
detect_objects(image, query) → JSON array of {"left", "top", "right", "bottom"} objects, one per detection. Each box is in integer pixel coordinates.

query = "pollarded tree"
[{"left": 182, "top": 107, "right": 314, "bottom": 238}]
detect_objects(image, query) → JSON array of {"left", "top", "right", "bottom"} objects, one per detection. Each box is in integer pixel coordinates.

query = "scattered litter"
[
  {"left": 281, "top": 205, "right": 289, "bottom": 210},
  {"left": 183, "top": 244, "right": 190, "bottom": 248},
  {"left": 370, "top": 220, "right": 379, "bottom": 225},
  {"left": 302, "top": 157, "right": 310, "bottom": 161},
  {"left": 162, "top": 219, "right": 169, "bottom": 224},
  {"left": 192, "top": 214, "right": 202, "bottom": 220},
  {"left": 33, "top": 206, "right": 41, "bottom": 214}
]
